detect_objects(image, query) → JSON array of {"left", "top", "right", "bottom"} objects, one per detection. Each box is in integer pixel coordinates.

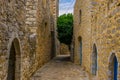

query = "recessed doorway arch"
[
  {"left": 7, "top": 38, "right": 21, "bottom": 80},
  {"left": 91, "top": 44, "right": 98, "bottom": 75},
  {"left": 78, "top": 36, "right": 82, "bottom": 65},
  {"left": 108, "top": 53, "right": 118, "bottom": 80}
]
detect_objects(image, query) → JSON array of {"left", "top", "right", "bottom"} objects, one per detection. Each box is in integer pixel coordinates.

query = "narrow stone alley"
[{"left": 31, "top": 55, "right": 89, "bottom": 80}]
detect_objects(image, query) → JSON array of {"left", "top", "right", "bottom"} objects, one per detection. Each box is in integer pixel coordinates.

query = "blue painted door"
[
  {"left": 80, "top": 40, "right": 82, "bottom": 65},
  {"left": 114, "top": 57, "right": 118, "bottom": 80}
]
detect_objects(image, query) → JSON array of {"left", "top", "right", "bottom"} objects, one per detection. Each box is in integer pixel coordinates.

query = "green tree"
[{"left": 57, "top": 13, "right": 73, "bottom": 46}]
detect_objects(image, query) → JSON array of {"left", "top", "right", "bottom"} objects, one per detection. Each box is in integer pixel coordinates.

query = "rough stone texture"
[
  {"left": 50, "top": 0, "right": 60, "bottom": 56},
  {"left": 0, "top": 0, "right": 31, "bottom": 79},
  {"left": 28, "top": 0, "right": 59, "bottom": 79},
  {"left": 25, "top": 0, "right": 38, "bottom": 33},
  {"left": 74, "top": 0, "right": 120, "bottom": 79},
  {"left": 60, "top": 43, "right": 70, "bottom": 55},
  {"left": 0, "top": 0, "right": 58, "bottom": 80},
  {"left": 31, "top": 55, "right": 89, "bottom": 80},
  {"left": 74, "top": 0, "right": 92, "bottom": 73}
]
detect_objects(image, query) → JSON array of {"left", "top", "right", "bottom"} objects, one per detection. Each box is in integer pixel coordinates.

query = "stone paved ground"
[{"left": 31, "top": 55, "right": 90, "bottom": 80}]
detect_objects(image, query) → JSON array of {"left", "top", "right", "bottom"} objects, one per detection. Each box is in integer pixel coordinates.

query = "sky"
[{"left": 59, "top": 0, "right": 76, "bottom": 16}]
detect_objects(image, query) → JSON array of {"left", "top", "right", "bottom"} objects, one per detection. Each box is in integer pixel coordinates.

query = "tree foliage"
[{"left": 57, "top": 13, "right": 73, "bottom": 45}]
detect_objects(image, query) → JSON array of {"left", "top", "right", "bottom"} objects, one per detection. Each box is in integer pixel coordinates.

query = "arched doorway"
[
  {"left": 91, "top": 44, "right": 97, "bottom": 75},
  {"left": 7, "top": 38, "right": 21, "bottom": 80},
  {"left": 78, "top": 37, "right": 82, "bottom": 65},
  {"left": 108, "top": 53, "right": 118, "bottom": 80}
]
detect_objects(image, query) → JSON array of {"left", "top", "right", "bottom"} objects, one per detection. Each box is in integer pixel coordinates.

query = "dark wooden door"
[{"left": 7, "top": 43, "right": 16, "bottom": 80}]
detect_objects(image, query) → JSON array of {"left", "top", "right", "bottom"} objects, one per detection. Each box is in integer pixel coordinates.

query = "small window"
[
  {"left": 45, "top": 22, "right": 47, "bottom": 27},
  {"left": 79, "top": 10, "right": 82, "bottom": 24}
]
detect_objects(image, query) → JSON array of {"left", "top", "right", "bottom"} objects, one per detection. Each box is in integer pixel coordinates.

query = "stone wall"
[
  {"left": 60, "top": 43, "right": 70, "bottom": 55},
  {"left": 30, "top": 0, "right": 52, "bottom": 74},
  {"left": 50, "top": 0, "right": 60, "bottom": 56},
  {"left": 26, "top": 0, "right": 38, "bottom": 33},
  {"left": 0, "top": 0, "right": 30, "bottom": 79},
  {"left": 26, "top": 0, "right": 58, "bottom": 79},
  {"left": 0, "top": 0, "right": 58, "bottom": 80},
  {"left": 74, "top": 0, "right": 92, "bottom": 72},
  {"left": 74, "top": 0, "right": 120, "bottom": 79}
]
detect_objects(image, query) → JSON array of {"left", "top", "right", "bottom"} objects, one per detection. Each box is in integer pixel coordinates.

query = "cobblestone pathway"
[{"left": 31, "top": 55, "right": 90, "bottom": 80}]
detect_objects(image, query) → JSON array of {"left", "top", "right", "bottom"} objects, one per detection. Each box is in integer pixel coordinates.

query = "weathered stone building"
[
  {"left": 0, "top": 0, "right": 58, "bottom": 80},
  {"left": 50, "top": 0, "right": 60, "bottom": 56},
  {"left": 60, "top": 43, "right": 70, "bottom": 55},
  {"left": 74, "top": 0, "right": 120, "bottom": 79}
]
